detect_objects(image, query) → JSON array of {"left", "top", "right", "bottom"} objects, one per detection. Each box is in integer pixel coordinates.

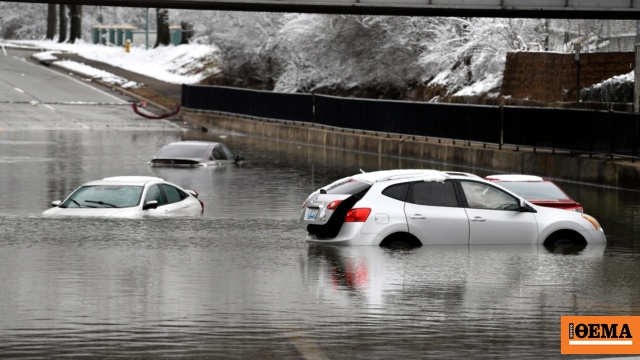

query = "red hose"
[{"left": 131, "top": 102, "right": 180, "bottom": 119}]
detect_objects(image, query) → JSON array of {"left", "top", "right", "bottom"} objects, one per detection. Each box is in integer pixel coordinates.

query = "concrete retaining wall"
[{"left": 183, "top": 110, "right": 640, "bottom": 190}]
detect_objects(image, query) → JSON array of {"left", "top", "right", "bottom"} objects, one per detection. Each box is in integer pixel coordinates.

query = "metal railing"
[{"left": 182, "top": 84, "right": 639, "bottom": 161}]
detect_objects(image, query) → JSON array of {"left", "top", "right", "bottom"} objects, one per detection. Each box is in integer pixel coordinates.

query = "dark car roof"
[{"left": 153, "top": 141, "right": 222, "bottom": 159}]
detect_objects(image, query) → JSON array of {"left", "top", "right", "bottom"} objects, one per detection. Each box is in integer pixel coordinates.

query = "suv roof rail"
[
  {"left": 444, "top": 171, "right": 482, "bottom": 179},
  {"left": 371, "top": 170, "right": 449, "bottom": 182}
]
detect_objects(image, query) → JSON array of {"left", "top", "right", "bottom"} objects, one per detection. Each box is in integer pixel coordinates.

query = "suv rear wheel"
[{"left": 380, "top": 233, "right": 422, "bottom": 249}]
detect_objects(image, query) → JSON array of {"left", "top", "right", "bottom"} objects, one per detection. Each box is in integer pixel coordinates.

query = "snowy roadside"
[
  {"left": 32, "top": 51, "right": 142, "bottom": 88},
  {"left": 4, "top": 39, "right": 220, "bottom": 88}
]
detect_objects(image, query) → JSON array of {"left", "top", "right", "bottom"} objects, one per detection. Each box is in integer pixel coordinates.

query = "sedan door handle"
[
  {"left": 471, "top": 216, "right": 486, "bottom": 222},
  {"left": 411, "top": 214, "right": 427, "bottom": 220}
]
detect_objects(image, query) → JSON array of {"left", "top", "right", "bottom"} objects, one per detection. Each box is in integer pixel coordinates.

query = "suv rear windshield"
[{"left": 326, "top": 179, "right": 371, "bottom": 195}]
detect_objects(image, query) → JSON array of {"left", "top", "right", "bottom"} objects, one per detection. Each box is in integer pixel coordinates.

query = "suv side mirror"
[{"left": 235, "top": 155, "right": 244, "bottom": 164}]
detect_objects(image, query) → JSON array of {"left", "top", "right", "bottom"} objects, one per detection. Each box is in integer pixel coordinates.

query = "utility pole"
[
  {"left": 145, "top": 8, "right": 149, "bottom": 50},
  {"left": 574, "top": 43, "right": 581, "bottom": 108}
]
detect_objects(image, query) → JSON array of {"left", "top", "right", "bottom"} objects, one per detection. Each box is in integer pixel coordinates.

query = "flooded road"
[{"left": 1, "top": 121, "right": 639, "bottom": 359}]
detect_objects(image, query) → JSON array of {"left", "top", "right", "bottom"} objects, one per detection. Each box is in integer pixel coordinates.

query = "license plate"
[{"left": 306, "top": 208, "right": 319, "bottom": 220}]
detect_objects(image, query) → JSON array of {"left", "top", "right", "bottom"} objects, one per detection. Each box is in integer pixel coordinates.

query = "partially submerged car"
[
  {"left": 150, "top": 141, "right": 244, "bottom": 167},
  {"left": 43, "top": 176, "right": 203, "bottom": 218},
  {"left": 300, "top": 169, "right": 605, "bottom": 247},
  {"left": 485, "top": 174, "right": 583, "bottom": 212}
]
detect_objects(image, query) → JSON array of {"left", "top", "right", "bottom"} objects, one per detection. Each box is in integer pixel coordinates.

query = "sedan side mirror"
[
  {"left": 143, "top": 200, "right": 158, "bottom": 210},
  {"left": 519, "top": 199, "right": 536, "bottom": 213},
  {"left": 51, "top": 200, "right": 62, "bottom": 207}
]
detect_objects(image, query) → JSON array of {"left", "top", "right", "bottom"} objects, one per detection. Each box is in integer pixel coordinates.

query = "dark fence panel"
[
  {"left": 315, "top": 95, "right": 502, "bottom": 144},
  {"left": 314, "top": 95, "right": 412, "bottom": 133},
  {"left": 503, "top": 107, "right": 638, "bottom": 156},
  {"left": 609, "top": 112, "right": 639, "bottom": 157},
  {"left": 413, "top": 102, "right": 502, "bottom": 144},
  {"left": 181, "top": 85, "right": 637, "bottom": 159},
  {"left": 182, "top": 84, "right": 314, "bottom": 122}
]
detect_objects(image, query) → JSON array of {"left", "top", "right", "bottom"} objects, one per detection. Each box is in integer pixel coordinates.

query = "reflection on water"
[{"left": 1, "top": 127, "right": 640, "bottom": 358}]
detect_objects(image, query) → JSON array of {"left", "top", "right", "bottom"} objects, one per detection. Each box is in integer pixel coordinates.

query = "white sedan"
[
  {"left": 300, "top": 170, "right": 606, "bottom": 247},
  {"left": 43, "top": 176, "right": 204, "bottom": 218}
]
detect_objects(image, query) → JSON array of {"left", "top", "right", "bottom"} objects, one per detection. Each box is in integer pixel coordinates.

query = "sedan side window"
[
  {"left": 408, "top": 180, "right": 458, "bottom": 207},
  {"left": 221, "top": 145, "right": 235, "bottom": 160},
  {"left": 460, "top": 181, "right": 519, "bottom": 210},
  {"left": 145, "top": 185, "right": 165, "bottom": 206},
  {"left": 160, "top": 184, "right": 187, "bottom": 204},
  {"left": 212, "top": 146, "right": 226, "bottom": 160}
]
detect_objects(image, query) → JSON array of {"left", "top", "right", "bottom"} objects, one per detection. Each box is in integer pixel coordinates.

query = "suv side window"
[
  {"left": 460, "top": 181, "right": 519, "bottom": 210},
  {"left": 382, "top": 183, "right": 409, "bottom": 201},
  {"left": 407, "top": 180, "right": 458, "bottom": 207}
]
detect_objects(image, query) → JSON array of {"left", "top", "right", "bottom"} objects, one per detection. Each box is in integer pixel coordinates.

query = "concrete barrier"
[{"left": 182, "top": 110, "right": 640, "bottom": 190}]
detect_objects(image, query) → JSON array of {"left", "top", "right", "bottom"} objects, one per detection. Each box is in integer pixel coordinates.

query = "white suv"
[{"left": 300, "top": 170, "right": 606, "bottom": 247}]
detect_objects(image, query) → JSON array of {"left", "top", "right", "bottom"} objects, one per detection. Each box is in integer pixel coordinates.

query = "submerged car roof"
[
  {"left": 163, "top": 141, "right": 222, "bottom": 147},
  {"left": 84, "top": 176, "right": 164, "bottom": 186}
]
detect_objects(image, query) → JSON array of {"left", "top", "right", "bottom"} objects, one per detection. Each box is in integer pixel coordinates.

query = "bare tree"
[
  {"left": 154, "top": 8, "right": 170, "bottom": 47},
  {"left": 57, "top": 4, "right": 67, "bottom": 43},
  {"left": 46, "top": 4, "right": 56, "bottom": 40},
  {"left": 180, "top": 21, "right": 193, "bottom": 44},
  {"left": 68, "top": 4, "right": 81, "bottom": 43}
]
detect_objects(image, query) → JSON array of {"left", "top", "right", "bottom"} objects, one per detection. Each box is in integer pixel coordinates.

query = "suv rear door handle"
[
  {"left": 471, "top": 216, "right": 486, "bottom": 222},
  {"left": 411, "top": 214, "right": 427, "bottom": 219}
]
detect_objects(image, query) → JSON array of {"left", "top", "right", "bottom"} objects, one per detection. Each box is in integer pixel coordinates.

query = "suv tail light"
[
  {"left": 327, "top": 200, "right": 342, "bottom": 210},
  {"left": 344, "top": 208, "right": 371, "bottom": 222}
]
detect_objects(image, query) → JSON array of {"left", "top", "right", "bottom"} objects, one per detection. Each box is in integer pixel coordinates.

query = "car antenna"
[{"left": 360, "top": 169, "right": 366, "bottom": 173}]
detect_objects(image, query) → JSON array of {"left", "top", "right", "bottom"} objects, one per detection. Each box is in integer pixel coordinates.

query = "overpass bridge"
[{"left": 14, "top": 0, "right": 640, "bottom": 19}]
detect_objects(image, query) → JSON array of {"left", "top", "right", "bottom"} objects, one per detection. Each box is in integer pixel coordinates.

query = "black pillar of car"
[{"left": 306, "top": 188, "right": 370, "bottom": 239}]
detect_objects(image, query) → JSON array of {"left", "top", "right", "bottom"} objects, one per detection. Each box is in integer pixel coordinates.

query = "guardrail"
[{"left": 182, "top": 84, "right": 639, "bottom": 161}]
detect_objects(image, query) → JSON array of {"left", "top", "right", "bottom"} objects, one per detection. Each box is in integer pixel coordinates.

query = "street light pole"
[
  {"left": 145, "top": 8, "right": 149, "bottom": 50},
  {"left": 574, "top": 43, "right": 581, "bottom": 108}
]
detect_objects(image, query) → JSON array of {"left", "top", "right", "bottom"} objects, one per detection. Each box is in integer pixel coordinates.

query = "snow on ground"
[{"left": 5, "top": 39, "right": 220, "bottom": 86}]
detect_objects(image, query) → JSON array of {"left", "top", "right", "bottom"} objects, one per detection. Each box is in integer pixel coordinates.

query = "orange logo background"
[{"left": 561, "top": 316, "right": 640, "bottom": 354}]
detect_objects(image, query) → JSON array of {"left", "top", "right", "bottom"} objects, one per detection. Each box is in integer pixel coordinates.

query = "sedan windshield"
[
  {"left": 62, "top": 185, "right": 144, "bottom": 208},
  {"left": 155, "top": 145, "right": 209, "bottom": 159},
  {"left": 495, "top": 181, "right": 570, "bottom": 200}
]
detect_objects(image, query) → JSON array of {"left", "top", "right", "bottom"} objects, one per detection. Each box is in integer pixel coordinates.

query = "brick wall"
[{"left": 500, "top": 52, "right": 634, "bottom": 103}]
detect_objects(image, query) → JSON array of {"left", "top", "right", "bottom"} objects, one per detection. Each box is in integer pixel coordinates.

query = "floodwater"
[{"left": 1, "top": 123, "right": 640, "bottom": 359}]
